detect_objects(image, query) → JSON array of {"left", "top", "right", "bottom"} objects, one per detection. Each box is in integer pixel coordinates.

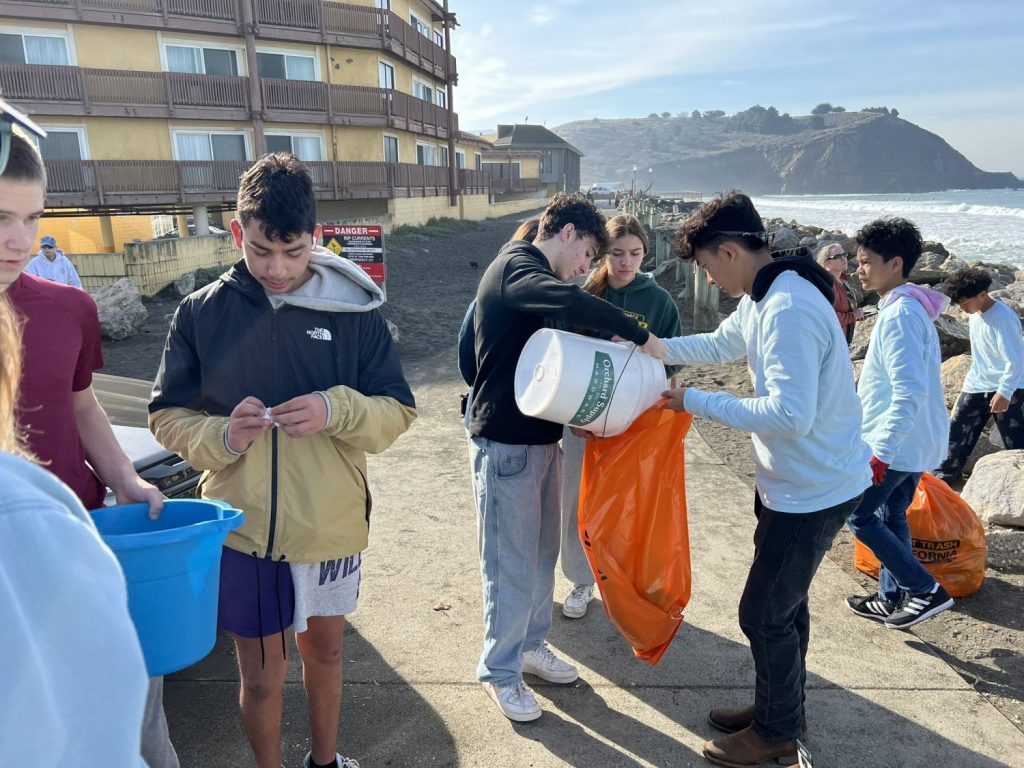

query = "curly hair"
[
  {"left": 855, "top": 217, "right": 922, "bottom": 278},
  {"left": 584, "top": 214, "right": 649, "bottom": 297},
  {"left": 673, "top": 191, "right": 766, "bottom": 261},
  {"left": 537, "top": 192, "right": 610, "bottom": 253},
  {"left": 943, "top": 266, "right": 993, "bottom": 302},
  {"left": 237, "top": 153, "right": 317, "bottom": 243}
]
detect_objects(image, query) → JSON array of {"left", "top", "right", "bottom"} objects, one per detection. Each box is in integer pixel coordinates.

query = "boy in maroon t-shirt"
[{"left": 0, "top": 122, "right": 178, "bottom": 768}]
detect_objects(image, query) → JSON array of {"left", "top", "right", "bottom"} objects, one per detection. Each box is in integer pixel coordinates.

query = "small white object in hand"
[{"left": 261, "top": 407, "right": 277, "bottom": 427}]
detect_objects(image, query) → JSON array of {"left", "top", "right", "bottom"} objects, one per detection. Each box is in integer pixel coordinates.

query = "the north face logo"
[{"left": 306, "top": 327, "right": 332, "bottom": 341}]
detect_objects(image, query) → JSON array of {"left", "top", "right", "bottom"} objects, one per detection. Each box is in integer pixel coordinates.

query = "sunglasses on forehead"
[
  {"left": 710, "top": 230, "right": 773, "bottom": 248},
  {"left": 0, "top": 98, "right": 47, "bottom": 175}
]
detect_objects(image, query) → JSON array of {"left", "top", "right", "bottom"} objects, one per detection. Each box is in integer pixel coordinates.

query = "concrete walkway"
[{"left": 166, "top": 362, "right": 1024, "bottom": 767}]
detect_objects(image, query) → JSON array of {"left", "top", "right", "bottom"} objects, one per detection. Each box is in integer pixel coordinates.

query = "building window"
[
  {"left": 436, "top": 90, "right": 446, "bottom": 109},
  {"left": 0, "top": 31, "right": 70, "bottom": 65},
  {"left": 540, "top": 151, "right": 552, "bottom": 174},
  {"left": 416, "top": 142, "right": 437, "bottom": 166},
  {"left": 455, "top": 150, "right": 465, "bottom": 169},
  {"left": 412, "top": 79, "right": 433, "bottom": 103},
  {"left": 165, "top": 44, "right": 239, "bottom": 76},
  {"left": 378, "top": 61, "right": 395, "bottom": 90},
  {"left": 375, "top": 0, "right": 390, "bottom": 8},
  {"left": 433, "top": 30, "right": 444, "bottom": 48},
  {"left": 439, "top": 146, "right": 449, "bottom": 167},
  {"left": 474, "top": 153, "right": 481, "bottom": 171},
  {"left": 266, "top": 134, "right": 324, "bottom": 161},
  {"left": 256, "top": 51, "right": 316, "bottom": 81},
  {"left": 37, "top": 127, "right": 87, "bottom": 160},
  {"left": 383, "top": 135, "right": 399, "bottom": 163},
  {"left": 410, "top": 14, "right": 431, "bottom": 39},
  {"left": 173, "top": 131, "right": 248, "bottom": 161}
]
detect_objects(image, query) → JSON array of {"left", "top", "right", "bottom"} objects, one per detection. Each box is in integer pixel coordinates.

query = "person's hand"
[
  {"left": 853, "top": 308, "right": 866, "bottom": 321},
  {"left": 227, "top": 396, "right": 273, "bottom": 454},
  {"left": 112, "top": 474, "right": 166, "bottom": 520},
  {"left": 272, "top": 393, "right": 329, "bottom": 438},
  {"left": 641, "top": 334, "right": 666, "bottom": 360},
  {"left": 661, "top": 388, "right": 688, "bottom": 413},
  {"left": 870, "top": 455, "right": 888, "bottom": 486},
  {"left": 990, "top": 393, "right": 1011, "bottom": 414}
]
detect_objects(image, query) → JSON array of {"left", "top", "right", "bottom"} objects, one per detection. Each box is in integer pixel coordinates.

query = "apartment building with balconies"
[{"left": 0, "top": 0, "right": 536, "bottom": 252}]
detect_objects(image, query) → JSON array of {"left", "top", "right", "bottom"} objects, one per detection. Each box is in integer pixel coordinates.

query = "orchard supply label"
[{"left": 569, "top": 352, "right": 614, "bottom": 426}]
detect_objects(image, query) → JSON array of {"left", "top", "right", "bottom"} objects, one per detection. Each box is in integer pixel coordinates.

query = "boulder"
[
  {"left": 92, "top": 279, "right": 147, "bottom": 341},
  {"left": 934, "top": 314, "right": 971, "bottom": 359},
  {"left": 940, "top": 255, "right": 969, "bottom": 274},
  {"left": 971, "top": 261, "right": 1016, "bottom": 292},
  {"left": 923, "top": 240, "right": 949, "bottom": 258},
  {"left": 961, "top": 450, "right": 1024, "bottom": 527},
  {"left": 990, "top": 283, "right": 1024, "bottom": 319},
  {"left": 849, "top": 315, "right": 876, "bottom": 360},
  {"left": 940, "top": 354, "right": 972, "bottom": 410},
  {"left": 768, "top": 226, "right": 800, "bottom": 252},
  {"left": 910, "top": 251, "right": 955, "bottom": 283},
  {"left": 173, "top": 272, "right": 196, "bottom": 297}
]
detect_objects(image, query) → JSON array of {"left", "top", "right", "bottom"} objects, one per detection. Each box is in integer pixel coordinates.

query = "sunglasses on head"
[{"left": 0, "top": 98, "right": 47, "bottom": 175}]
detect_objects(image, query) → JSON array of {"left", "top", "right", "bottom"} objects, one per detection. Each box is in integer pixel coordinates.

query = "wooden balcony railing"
[
  {"left": 490, "top": 177, "right": 543, "bottom": 194},
  {"left": 1, "top": 63, "right": 456, "bottom": 135},
  {"left": 459, "top": 168, "right": 490, "bottom": 195},
  {"left": 16, "top": 0, "right": 456, "bottom": 81},
  {"left": 43, "top": 159, "right": 477, "bottom": 208}
]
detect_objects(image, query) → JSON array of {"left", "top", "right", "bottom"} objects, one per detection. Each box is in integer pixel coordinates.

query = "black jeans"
[
  {"left": 739, "top": 492, "right": 863, "bottom": 742},
  {"left": 936, "top": 389, "right": 1024, "bottom": 481}
]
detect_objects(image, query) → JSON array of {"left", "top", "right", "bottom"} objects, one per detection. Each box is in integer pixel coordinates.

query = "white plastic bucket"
[{"left": 514, "top": 328, "right": 667, "bottom": 437}]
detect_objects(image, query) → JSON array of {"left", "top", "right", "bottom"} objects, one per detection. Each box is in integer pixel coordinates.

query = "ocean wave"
[{"left": 755, "top": 198, "right": 1024, "bottom": 220}]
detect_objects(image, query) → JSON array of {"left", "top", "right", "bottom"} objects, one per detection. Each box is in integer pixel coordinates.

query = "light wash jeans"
[
  {"left": 470, "top": 435, "right": 561, "bottom": 685},
  {"left": 847, "top": 469, "right": 934, "bottom": 604},
  {"left": 559, "top": 426, "right": 595, "bottom": 586}
]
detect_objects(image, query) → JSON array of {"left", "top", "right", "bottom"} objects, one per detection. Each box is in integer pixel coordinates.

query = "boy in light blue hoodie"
[
  {"left": 847, "top": 217, "right": 954, "bottom": 630},
  {"left": 661, "top": 192, "right": 871, "bottom": 768},
  {"left": 935, "top": 266, "right": 1024, "bottom": 481}
]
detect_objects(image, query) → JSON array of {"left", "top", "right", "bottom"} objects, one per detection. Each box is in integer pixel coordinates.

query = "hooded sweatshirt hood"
[
  {"left": 607, "top": 271, "right": 657, "bottom": 294},
  {"left": 221, "top": 245, "right": 383, "bottom": 313},
  {"left": 751, "top": 252, "right": 835, "bottom": 305},
  {"left": 878, "top": 282, "right": 948, "bottom": 320}
]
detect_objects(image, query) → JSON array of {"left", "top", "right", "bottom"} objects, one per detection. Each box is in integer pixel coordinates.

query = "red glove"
[{"left": 870, "top": 456, "right": 888, "bottom": 486}]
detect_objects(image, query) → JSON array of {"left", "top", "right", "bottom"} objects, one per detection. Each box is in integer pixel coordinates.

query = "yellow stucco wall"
[
  {"left": 40, "top": 215, "right": 157, "bottom": 255},
  {"left": 35, "top": 117, "right": 173, "bottom": 160},
  {"left": 388, "top": 195, "right": 460, "bottom": 227},
  {"left": 333, "top": 127, "right": 392, "bottom": 161},
  {"left": 74, "top": 26, "right": 160, "bottom": 70}
]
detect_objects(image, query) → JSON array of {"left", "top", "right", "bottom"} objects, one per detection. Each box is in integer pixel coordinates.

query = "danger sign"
[{"left": 321, "top": 224, "right": 386, "bottom": 295}]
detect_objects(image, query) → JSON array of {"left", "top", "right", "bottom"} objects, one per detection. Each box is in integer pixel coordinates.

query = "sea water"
[{"left": 751, "top": 189, "right": 1024, "bottom": 267}]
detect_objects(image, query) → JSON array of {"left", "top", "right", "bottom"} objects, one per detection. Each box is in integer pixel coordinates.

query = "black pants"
[
  {"left": 740, "top": 492, "right": 862, "bottom": 742},
  {"left": 936, "top": 389, "right": 1024, "bottom": 481}
]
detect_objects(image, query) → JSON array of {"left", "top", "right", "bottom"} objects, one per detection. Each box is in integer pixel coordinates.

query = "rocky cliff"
[{"left": 556, "top": 111, "right": 1019, "bottom": 195}]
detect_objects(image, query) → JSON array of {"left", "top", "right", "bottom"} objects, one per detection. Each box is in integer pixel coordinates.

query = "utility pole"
[
  {"left": 240, "top": 0, "right": 266, "bottom": 156},
  {"left": 442, "top": 0, "right": 458, "bottom": 206}
]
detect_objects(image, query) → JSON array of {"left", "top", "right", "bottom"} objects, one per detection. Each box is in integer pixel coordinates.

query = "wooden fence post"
[{"left": 693, "top": 263, "right": 720, "bottom": 331}]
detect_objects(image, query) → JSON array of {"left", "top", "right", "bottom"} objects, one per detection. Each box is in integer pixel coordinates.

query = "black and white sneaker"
[
  {"left": 846, "top": 592, "right": 896, "bottom": 622},
  {"left": 884, "top": 583, "right": 954, "bottom": 630}
]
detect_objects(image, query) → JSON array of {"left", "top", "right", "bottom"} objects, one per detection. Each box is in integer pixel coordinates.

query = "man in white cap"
[{"left": 25, "top": 235, "right": 82, "bottom": 288}]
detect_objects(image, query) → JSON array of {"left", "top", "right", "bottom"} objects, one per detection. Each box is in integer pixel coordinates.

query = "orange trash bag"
[
  {"left": 578, "top": 405, "right": 693, "bottom": 665},
  {"left": 854, "top": 472, "right": 987, "bottom": 597}
]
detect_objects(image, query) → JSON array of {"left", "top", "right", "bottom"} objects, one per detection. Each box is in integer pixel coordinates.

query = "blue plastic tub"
[{"left": 91, "top": 498, "right": 244, "bottom": 676}]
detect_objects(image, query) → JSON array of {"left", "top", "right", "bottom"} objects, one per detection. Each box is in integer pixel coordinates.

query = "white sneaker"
[
  {"left": 303, "top": 752, "right": 360, "bottom": 768},
  {"left": 562, "top": 584, "right": 595, "bottom": 618},
  {"left": 522, "top": 643, "right": 579, "bottom": 684},
  {"left": 483, "top": 680, "right": 542, "bottom": 722}
]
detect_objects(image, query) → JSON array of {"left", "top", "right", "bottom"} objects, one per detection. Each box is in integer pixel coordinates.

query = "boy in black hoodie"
[{"left": 469, "top": 193, "right": 665, "bottom": 722}]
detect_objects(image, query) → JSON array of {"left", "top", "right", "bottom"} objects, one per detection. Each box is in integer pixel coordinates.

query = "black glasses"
[
  {"left": 824, "top": 252, "right": 847, "bottom": 261},
  {"left": 0, "top": 98, "right": 47, "bottom": 175},
  {"left": 710, "top": 230, "right": 772, "bottom": 247}
]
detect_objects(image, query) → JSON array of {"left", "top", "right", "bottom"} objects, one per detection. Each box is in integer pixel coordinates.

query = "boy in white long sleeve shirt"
[
  {"left": 935, "top": 266, "right": 1024, "bottom": 481},
  {"left": 661, "top": 192, "right": 871, "bottom": 768},
  {"left": 846, "top": 217, "right": 954, "bottom": 630}
]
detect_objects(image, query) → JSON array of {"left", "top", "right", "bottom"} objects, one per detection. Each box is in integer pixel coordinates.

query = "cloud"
[{"left": 530, "top": 5, "right": 556, "bottom": 25}]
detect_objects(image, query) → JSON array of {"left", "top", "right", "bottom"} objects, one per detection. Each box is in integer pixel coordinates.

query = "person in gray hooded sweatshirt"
[{"left": 150, "top": 153, "right": 416, "bottom": 768}]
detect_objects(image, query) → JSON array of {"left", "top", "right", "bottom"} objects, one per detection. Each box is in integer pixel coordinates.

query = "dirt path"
[{"left": 102, "top": 210, "right": 1023, "bottom": 734}]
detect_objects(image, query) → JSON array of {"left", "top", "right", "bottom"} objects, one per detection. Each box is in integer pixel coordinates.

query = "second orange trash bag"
[{"left": 578, "top": 405, "right": 693, "bottom": 665}]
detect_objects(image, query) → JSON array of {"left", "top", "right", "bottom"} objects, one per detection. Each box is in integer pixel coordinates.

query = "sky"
[{"left": 450, "top": 0, "right": 1024, "bottom": 177}]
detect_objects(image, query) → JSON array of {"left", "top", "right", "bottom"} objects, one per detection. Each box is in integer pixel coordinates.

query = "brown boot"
[
  {"left": 708, "top": 705, "right": 809, "bottom": 739},
  {"left": 703, "top": 726, "right": 798, "bottom": 768}
]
